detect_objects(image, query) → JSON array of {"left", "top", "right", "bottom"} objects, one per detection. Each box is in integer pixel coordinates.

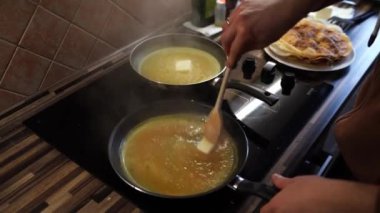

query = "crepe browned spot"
[{"left": 269, "top": 18, "right": 353, "bottom": 64}]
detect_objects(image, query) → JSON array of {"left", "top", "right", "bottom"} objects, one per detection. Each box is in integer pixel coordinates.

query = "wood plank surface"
[{"left": 0, "top": 126, "right": 140, "bottom": 212}]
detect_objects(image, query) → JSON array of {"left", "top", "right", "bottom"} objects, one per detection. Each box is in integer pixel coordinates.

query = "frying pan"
[
  {"left": 130, "top": 33, "right": 279, "bottom": 106},
  {"left": 108, "top": 100, "right": 277, "bottom": 200},
  {"left": 130, "top": 33, "right": 226, "bottom": 86}
]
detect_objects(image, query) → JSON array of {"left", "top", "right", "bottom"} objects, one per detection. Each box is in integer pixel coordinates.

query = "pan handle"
[
  {"left": 227, "top": 80, "right": 279, "bottom": 106},
  {"left": 228, "top": 175, "right": 278, "bottom": 200}
]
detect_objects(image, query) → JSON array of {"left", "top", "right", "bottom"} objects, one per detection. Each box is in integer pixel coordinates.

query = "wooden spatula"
[{"left": 197, "top": 67, "right": 231, "bottom": 154}]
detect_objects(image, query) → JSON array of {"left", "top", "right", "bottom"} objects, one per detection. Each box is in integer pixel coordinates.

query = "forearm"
[
  {"left": 352, "top": 182, "right": 380, "bottom": 213},
  {"left": 331, "top": 180, "right": 380, "bottom": 212},
  {"left": 307, "top": 0, "right": 341, "bottom": 11},
  {"left": 221, "top": 0, "right": 342, "bottom": 67},
  {"left": 262, "top": 175, "right": 380, "bottom": 213},
  {"left": 270, "top": 0, "right": 341, "bottom": 27}
]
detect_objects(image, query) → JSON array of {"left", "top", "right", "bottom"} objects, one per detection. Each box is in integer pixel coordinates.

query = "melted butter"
[
  {"left": 122, "top": 114, "right": 237, "bottom": 196},
  {"left": 139, "top": 47, "right": 221, "bottom": 85}
]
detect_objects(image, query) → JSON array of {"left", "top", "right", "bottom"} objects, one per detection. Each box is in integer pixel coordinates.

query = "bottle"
[
  {"left": 214, "top": 0, "right": 227, "bottom": 27},
  {"left": 191, "top": 0, "right": 216, "bottom": 27}
]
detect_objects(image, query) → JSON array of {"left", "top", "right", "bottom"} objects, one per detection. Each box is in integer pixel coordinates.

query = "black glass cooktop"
[{"left": 25, "top": 60, "right": 333, "bottom": 212}]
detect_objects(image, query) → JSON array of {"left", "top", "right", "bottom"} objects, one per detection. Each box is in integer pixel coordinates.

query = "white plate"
[{"left": 263, "top": 47, "right": 355, "bottom": 72}]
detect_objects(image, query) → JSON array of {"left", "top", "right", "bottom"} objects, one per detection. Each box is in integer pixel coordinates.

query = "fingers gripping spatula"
[{"left": 197, "top": 67, "right": 231, "bottom": 154}]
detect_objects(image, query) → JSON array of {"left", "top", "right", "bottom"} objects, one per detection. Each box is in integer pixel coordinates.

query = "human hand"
[
  {"left": 221, "top": 0, "right": 324, "bottom": 68},
  {"left": 260, "top": 174, "right": 379, "bottom": 213}
]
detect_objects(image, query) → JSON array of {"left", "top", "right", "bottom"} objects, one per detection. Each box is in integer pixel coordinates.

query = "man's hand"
[
  {"left": 261, "top": 174, "right": 379, "bottom": 213},
  {"left": 221, "top": 0, "right": 337, "bottom": 68}
]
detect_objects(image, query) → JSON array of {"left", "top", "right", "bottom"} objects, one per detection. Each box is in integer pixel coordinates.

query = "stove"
[
  {"left": 24, "top": 51, "right": 334, "bottom": 212},
  {"left": 18, "top": 12, "right": 380, "bottom": 212}
]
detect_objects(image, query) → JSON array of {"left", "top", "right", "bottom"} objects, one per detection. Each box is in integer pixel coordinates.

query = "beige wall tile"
[
  {"left": 55, "top": 25, "right": 96, "bottom": 69},
  {"left": 1, "top": 48, "right": 50, "bottom": 95},
  {"left": 0, "top": 40, "right": 17, "bottom": 78},
  {"left": 113, "top": 0, "right": 176, "bottom": 28},
  {"left": 0, "top": 0, "right": 36, "bottom": 43},
  {"left": 86, "top": 40, "right": 116, "bottom": 66},
  {"left": 40, "top": 63, "right": 75, "bottom": 90},
  {"left": 73, "top": 0, "right": 112, "bottom": 36},
  {"left": 100, "top": 5, "right": 147, "bottom": 48},
  {"left": 162, "top": 0, "right": 191, "bottom": 16},
  {"left": 20, "top": 7, "right": 70, "bottom": 59},
  {"left": 41, "top": 0, "right": 82, "bottom": 21},
  {"left": 29, "top": 0, "right": 41, "bottom": 4},
  {"left": 0, "top": 89, "right": 26, "bottom": 112}
]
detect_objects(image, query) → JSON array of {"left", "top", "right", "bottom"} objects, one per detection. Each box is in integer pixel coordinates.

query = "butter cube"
[{"left": 175, "top": 60, "right": 192, "bottom": 72}]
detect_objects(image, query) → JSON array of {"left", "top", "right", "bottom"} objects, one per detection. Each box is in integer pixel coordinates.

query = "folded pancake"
[{"left": 269, "top": 18, "right": 353, "bottom": 64}]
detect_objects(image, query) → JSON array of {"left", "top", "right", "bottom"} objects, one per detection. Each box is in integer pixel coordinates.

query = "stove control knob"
[
  {"left": 281, "top": 71, "right": 295, "bottom": 95},
  {"left": 261, "top": 61, "right": 276, "bottom": 84},
  {"left": 242, "top": 57, "right": 256, "bottom": 79}
]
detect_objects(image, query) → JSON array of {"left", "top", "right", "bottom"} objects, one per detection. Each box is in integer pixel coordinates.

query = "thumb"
[{"left": 271, "top": 173, "right": 293, "bottom": 189}]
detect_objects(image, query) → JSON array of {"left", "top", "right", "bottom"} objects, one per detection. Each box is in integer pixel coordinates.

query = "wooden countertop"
[{"left": 0, "top": 125, "right": 140, "bottom": 212}]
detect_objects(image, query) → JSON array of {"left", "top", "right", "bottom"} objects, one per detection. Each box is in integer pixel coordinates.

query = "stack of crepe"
[{"left": 269, "top": 18, "right": 353, "bottom": 64}]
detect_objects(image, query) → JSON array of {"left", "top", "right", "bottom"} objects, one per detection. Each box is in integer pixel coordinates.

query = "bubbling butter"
[
  {"left": 139, "top": 47, "right": 221, "bottom": 85},
  {"left": 122, "top": 114, "right": 237, "bottom": 196}
]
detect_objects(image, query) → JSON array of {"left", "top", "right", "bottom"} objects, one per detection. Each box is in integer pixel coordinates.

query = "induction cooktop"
[{"left": 25, "top": 57, "right": 333, "bottom": 212}]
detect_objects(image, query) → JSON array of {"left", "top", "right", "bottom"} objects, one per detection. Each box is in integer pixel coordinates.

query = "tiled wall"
[{"left": 0, "top": 0, "right": 191, "bottom": 113}]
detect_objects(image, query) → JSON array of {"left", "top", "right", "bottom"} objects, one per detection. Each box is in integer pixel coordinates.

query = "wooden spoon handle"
[{"left": 214, "top": 67, "right": 231, "bottom": 110}]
